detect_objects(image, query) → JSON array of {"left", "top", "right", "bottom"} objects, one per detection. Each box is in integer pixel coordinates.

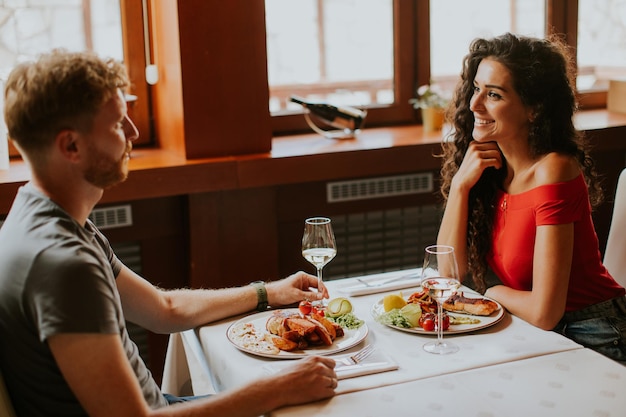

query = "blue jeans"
[
  {"left": 553, "top": 295, "right": 626, "bottom": 365},
  {"left": 163, "top": 393, "right": 211, "bottom": 404}
]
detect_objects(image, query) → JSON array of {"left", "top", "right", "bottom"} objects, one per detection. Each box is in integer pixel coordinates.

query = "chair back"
[
  {"left": 604, "top": 168, "right": 626, "bottom": 288},
  {"left": 0, "top": 370, "right": 17, "bottom": 417}
]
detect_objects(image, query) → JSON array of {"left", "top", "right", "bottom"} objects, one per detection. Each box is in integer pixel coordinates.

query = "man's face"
[{"left": 82, "top": 90, "right": 138, "bottom": 189}]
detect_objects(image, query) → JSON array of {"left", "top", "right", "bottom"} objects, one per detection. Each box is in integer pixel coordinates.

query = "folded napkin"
[
  {"left": 262, "top": 348, "right": 398, "bottom": 381},
  {"left": 334, "top": 348, "right": 398, "bottom": 380},
  {"left": 336, "top": 269, "right": 422, "bottom": 296}
]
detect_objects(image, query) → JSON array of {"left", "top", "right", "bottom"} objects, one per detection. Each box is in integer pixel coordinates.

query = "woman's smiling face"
[{"left": 469, "top": 58, "right": 533, "bottom": 144}]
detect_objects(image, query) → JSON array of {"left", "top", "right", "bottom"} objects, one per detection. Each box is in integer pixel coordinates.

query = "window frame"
[
  {"left": 266, "top": 0, "right": 600, "bottom": 136},
  {"left": 6, "top": 0, "right": 151, "bottom": 158},
  {"left": 7, "top": 0, "right": 600, "bottom": 155},
  {"left": 9, "top": 0, "right": 599, "bottom": 153},
  {"left": 269, "top": 0, "right": 426, "bottom": 134},
  {"left": 120, "top": 0, "right": 152, "bottom": 146}
]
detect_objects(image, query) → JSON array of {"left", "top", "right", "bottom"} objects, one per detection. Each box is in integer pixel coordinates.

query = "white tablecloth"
[
  {"left": 273, "top": 348, "right": 626, "bottom": 417},
  {"left": 164, "top": 272, "right": 583, "bottom": 398}
]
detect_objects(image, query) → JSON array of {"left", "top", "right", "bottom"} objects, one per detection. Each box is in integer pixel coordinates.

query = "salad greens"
[
  {"left": 325, "top": 312, "right": 364, "bottom": 329},
  {"left": 376, "top": 309, "right": 412, "bottom": 328}
]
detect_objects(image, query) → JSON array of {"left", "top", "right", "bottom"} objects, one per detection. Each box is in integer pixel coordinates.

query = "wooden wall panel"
[
  {"left": 150, "top": 0, "right": 186, "bottom": 157},
  {"left": 175, "top": 0, "right": 272, "bottom": 158},
  {"left": 187, "top": 187, "right": 280, "bottom": 289}
]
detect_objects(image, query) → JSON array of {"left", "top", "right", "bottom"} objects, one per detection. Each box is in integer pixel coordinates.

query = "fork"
[{"left": 335, "top": 344, "right": 375, "bottom": 367}]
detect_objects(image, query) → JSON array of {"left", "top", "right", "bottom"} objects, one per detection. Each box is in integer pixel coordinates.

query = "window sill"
[{"left": 1, "top": 109, "right": 626, "bottom": 214}]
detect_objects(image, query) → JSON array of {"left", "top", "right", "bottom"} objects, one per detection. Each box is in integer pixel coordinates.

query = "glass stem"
[{"left": 437, "top": 302, "right": 444, "bottom": 345}]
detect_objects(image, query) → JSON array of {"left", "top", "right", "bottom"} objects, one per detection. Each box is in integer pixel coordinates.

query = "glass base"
[{"left": 423, "top": 341, "right": 459, "bottom": 355}]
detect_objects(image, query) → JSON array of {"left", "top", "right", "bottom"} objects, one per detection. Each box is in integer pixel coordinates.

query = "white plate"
[
  {"left": 227, "top": 309, "right": 369, "bottom": 359},
  {"left": 371, "top": 292, "right": 505, "bottom": 335}
]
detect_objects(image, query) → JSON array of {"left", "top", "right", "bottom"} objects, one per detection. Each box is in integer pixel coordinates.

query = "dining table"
[{"left": 161, "top": 269, "right": 626, "bottom": 416}]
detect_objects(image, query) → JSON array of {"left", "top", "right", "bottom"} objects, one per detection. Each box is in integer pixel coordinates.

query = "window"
[
  {"left": 0, "top": 0, "right": 150, "bottom": 157},
  {"left": 264, "top": 0, "right": 611, "bottom": 137},
  {"left": 0, "top": 1, "right": 123, "bottom": 68},
  {"left": 3, "top": 1, "right": 619, "bottom": 159},
  {"left": 577, "top": 0, "right": 626, "bottom": 91},
  {"left": 430, "top": 0, "right": 545, "bottom": 91},
  {"left": 266, "top": 1, "right": 541, "bottom": 134},
  {"left": 266, "top": 0, "right": 394, "bottom": 113},
  {"left": 267, "top": 0, "right": 418, "bottom": 133}
]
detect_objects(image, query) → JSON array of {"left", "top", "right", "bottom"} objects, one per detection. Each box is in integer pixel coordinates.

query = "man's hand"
[
  {"left": 266, "top": 271, "right": 329, "bottom": 307},
  {"left": 267, "top": 355, "right": 337, "bottom": 408}
]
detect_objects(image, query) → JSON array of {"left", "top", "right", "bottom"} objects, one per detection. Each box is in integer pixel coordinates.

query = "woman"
[{"left": 437, "top": 32, "right": 626, "bottom": 363}]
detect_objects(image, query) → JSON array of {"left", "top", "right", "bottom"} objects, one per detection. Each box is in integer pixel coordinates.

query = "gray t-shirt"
[{"left": 0, "top": 184, "right": 167, "bottom": 416}]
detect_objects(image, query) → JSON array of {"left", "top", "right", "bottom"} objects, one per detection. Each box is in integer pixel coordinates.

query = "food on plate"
[
  {"left": 407, "top": 290, "right": 437, "bottom": 313},
  {"left": 325, "top": 311, "right": 365, "bottom": 330},
  {"left": 383, "top": 293, "right": 407, "bottom": 312},
  {"left": 419, "top": 313, "right": 435, "bottom": 331},
  {"left": 230, "top": 322, "right": 280, "bottom": 355},
  {"left": 376, "top": 291, "right": 485, "bottom": 331},
  {"left": 376, "top": 309, "right": 412, "bottom": 328},
  {"left": 326, "top": 297, "right": 353, "bottom": 317},
  {"left": 442, "top": 292, "right": 500, "bottom": 316},
  {"left": 399, "top": 303, "right": 422, "bottom": 327},
  {"left": 418, "top": 312, "right": 449, "bottom": 331},
  {"left": 264, "top": 333, "right": 299, "bottom": 351},
  {"left": 298, "top": 300, "right": 313, "bottom": 315},
  {"left": 449, "top": 315, "right": 481, "bottom": 325},
  {"left": 265, "top": 309, "right": 344, "bottom": 351}
]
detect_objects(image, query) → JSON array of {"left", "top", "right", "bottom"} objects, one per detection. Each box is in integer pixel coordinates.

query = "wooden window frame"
[
  {"left": 6, "top": 0, "right": 151, "bottom": 158},
  {"left": 267, "top": 0, "right": 597, "bottom": 135},
  {"left": 120, "top": 0, "right": 152, "bottom": 146},
  {"left": 7, "top": 0, "right": 597, "bottom": 156}
]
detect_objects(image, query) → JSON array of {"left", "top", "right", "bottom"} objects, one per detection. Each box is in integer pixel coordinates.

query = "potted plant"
[{"left": 409, "top": 84, "right": 450, "bottom": 132}]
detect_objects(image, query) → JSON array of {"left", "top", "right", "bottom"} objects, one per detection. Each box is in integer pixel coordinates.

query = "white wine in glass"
[
  {"left": 302, "top": 217, "right": 337, "bottom": 306},
  {"left": 421, "top": 245, "right": 461, "bottom": 355}
]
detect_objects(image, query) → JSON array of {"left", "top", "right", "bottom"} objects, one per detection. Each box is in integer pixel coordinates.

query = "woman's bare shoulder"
[{"left": 533, "top": 153, "right": 580, "bottom": 186}]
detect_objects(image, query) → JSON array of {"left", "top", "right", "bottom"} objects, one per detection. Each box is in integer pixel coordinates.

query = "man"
[{"left": 0, "top": 50, "right": 337, "bottom": 417}]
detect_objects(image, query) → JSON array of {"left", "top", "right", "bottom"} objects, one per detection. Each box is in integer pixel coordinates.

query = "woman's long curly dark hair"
[{"left": 440, "top": 33, "right": 603, "bottom": 293}]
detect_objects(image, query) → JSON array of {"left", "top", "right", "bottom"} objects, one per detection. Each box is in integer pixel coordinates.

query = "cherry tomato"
[
  {"left": 421, "top": 316, "right": 435, "bottom": 332},
  {"left": 312, "top": 305, "right": 325, "bottom": 316},
  {"left": 298, "top": 300, "right": 312, "bottom": 315},
  {"left": 436, "top": 313, "right": 450, "bottom": 330}
]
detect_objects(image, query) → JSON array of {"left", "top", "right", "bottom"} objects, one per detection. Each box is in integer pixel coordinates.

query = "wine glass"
[
  {"left": 421, "top": 245, "right": 461, "bottom": 355},
  {"left": 302, "top": 217, "right": 337, "bottom": 306}
]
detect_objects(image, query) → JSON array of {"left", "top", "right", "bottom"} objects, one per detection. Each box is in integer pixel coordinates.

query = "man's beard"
[{"left": 83, "top": 142, "right": 132, "bottom": 189}]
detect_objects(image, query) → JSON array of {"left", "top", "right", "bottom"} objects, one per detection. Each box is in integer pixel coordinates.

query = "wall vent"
[
  {"left": 327, "top": 172, "right": 433, "bottom": 203},
  {"left": 324, "top": 204, "right": 442, "bottom": 279},
  {"left": 89, "top": 204, "right": 133, "bottom": 229}
]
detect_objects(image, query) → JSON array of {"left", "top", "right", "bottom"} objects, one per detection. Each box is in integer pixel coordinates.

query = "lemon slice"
[
  {"left": 383, "top": 293, "right": 407, "bottom": 312},
  {"left": 327, "top": 297, "right": 353, "bottom": 317}
]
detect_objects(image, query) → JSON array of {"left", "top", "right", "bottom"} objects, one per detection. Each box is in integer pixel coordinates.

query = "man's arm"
[
  {"left": 115, "top": 265, "right": 257, "bottom": 333},
  {"left": 115, "top": 265, "right": 327, "bottom": 334},
  {"left": 48, "top": 333, "right": 337, "bottom": 417},
  {"left": 48, "top": 333, "right": 157, "bottom": 417}
]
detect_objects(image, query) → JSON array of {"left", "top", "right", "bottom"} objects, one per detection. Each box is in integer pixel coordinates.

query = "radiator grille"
[
  {"left": 0, "top": 207, "right": 132, "bottom": 230},
  {"left": 327, "top": 172, "right": 433, "bottom": 203},
  {"left": 89, "top": 204, "right": 133, "bottom": 229},
  {"left": 324, "top": 204, "right": 442, "bottom": 279}
]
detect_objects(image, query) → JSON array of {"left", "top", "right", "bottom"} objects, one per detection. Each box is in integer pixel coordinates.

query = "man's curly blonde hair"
[{"left": 4, "top": 49, "right": 129, "bottom": 164}]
